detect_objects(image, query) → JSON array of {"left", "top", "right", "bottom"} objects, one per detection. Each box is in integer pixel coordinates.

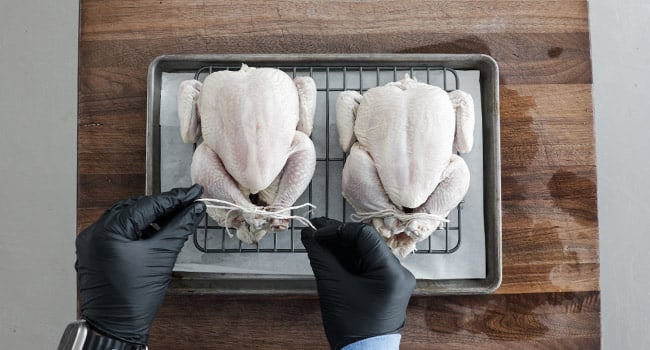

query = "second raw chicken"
[{"left": 337, "top": 75, "right": 475, "bottom": 257}]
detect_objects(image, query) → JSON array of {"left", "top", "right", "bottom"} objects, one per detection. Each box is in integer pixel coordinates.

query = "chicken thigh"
[
  {"left": 337, "top": 75, "right": 474, "bottom": 257},
  {"left": 178, "top": 64, "right": 317, "bottom": 243}
]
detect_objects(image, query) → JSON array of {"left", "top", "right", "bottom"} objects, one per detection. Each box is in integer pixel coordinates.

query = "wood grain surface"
[
  {"left": 78, "top": 0, "right": 599, "bottom": 347},
  {"left": 149, "top": 292, "right": 600, "bottom": 349}
]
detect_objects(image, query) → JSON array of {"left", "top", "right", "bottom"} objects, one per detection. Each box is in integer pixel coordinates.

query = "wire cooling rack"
[{"left": 191, "top": 64, "right": 463, "bottom": 254}]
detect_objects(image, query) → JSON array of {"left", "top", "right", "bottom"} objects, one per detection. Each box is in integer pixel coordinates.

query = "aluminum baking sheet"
[{"left": 146, "top": 54, "right": 501, "bottom": 294}]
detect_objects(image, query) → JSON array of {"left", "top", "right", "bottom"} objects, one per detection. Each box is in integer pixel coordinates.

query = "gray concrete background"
[
  {"left": 0, "top": 0, "right": 648, "bottom": 348},
  {"left": 0, "top": 0, "right": 78, "bottom": 348},
  {"left": 590, "top": 0, "right": 650, "bottom": 348}
]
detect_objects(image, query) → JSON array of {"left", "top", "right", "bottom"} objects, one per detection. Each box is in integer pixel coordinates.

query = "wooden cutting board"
[{"left": 78, "top": 1, "right": 599, "bottom": 348}]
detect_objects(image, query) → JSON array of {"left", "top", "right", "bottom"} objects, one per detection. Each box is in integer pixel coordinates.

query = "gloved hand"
[
  {"left": 301, "top": 217, "right": 416, "bottom": 350},
  {"left": 75, "top": 185, "right": 206, "bottom": 346}
]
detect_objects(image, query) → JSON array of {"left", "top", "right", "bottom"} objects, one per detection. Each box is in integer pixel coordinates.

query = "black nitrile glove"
[
  {"left": 75, "top": 185, "right": 206, "bottom": 346},
  {"left": 301, "top": 217, "right": 416, "bottom": 350}
]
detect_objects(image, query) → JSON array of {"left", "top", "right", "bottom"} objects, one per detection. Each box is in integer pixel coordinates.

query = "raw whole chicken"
[
  {"left": 336, "top": 75, "right": 475, "bottom": 257},
  {"left": 177, "top": 64, "right": 317, "bottom": 243}
]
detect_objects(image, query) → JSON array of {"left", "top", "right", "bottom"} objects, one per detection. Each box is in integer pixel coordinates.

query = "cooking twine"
[
  {"left": 196, "top": 198, "right": 316, "bottom": 237},
  {"left": 350, "top": 208, "right": 450, "bottom": 225}
]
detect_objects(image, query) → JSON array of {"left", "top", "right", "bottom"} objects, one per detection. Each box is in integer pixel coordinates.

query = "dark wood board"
[
  {"left": 78, "top": 0, "right": 599, "bottom": 347},
  {"left": 149, "top": 292, "right": 600, "bottom": 349}
]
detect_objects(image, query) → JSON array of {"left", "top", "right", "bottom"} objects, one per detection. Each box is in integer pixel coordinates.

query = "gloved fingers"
[
  {"left": 299, "top": 217, "right": 342, "bottom": 246},
  {"left": 300, "top": 223, "right": 316, "bottom": 239},
  {"left": 310, "top": 217, "right": 343, "bottom": 230},
  {"left": 108, "top": 195, "right": 144, "bottom": 212},
  {"left": 115, "top": 185, "right": 203, "bottom": 240},
  {"left": 139, "top": 197, "right": 200, "bottom": 240},
  {"left": 301, "top": 228, "right": 348, "bottom": 280},
  {"left": 129, "top": 185, "right": 203, "bottom": 226},
  {"left": 151, "top": 201, "right": 206, "bottom": 247},
  {"left": 311, "top": 221, "right": 363, "bottom": 273},
  {"left": 337, "top": 223, "right": 404, "bottom": 278}
]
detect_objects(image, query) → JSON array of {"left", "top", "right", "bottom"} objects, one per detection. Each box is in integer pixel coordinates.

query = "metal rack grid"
[{"left": 191, "top": 64, "right": 464, "bottom": 254}]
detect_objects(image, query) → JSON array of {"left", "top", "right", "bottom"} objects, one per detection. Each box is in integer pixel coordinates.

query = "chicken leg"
[
  {"left": 342, "top": 144, "right": 403, "bottom": 239},
  {"left": 267, "top": 131, "right": 316, "bottom": 230},
  {"left": 405, "top": 154, "right": 470, "bottom": 242},
  {"left": 191, "top": 143, "right": 267, "bottom": 243}
]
